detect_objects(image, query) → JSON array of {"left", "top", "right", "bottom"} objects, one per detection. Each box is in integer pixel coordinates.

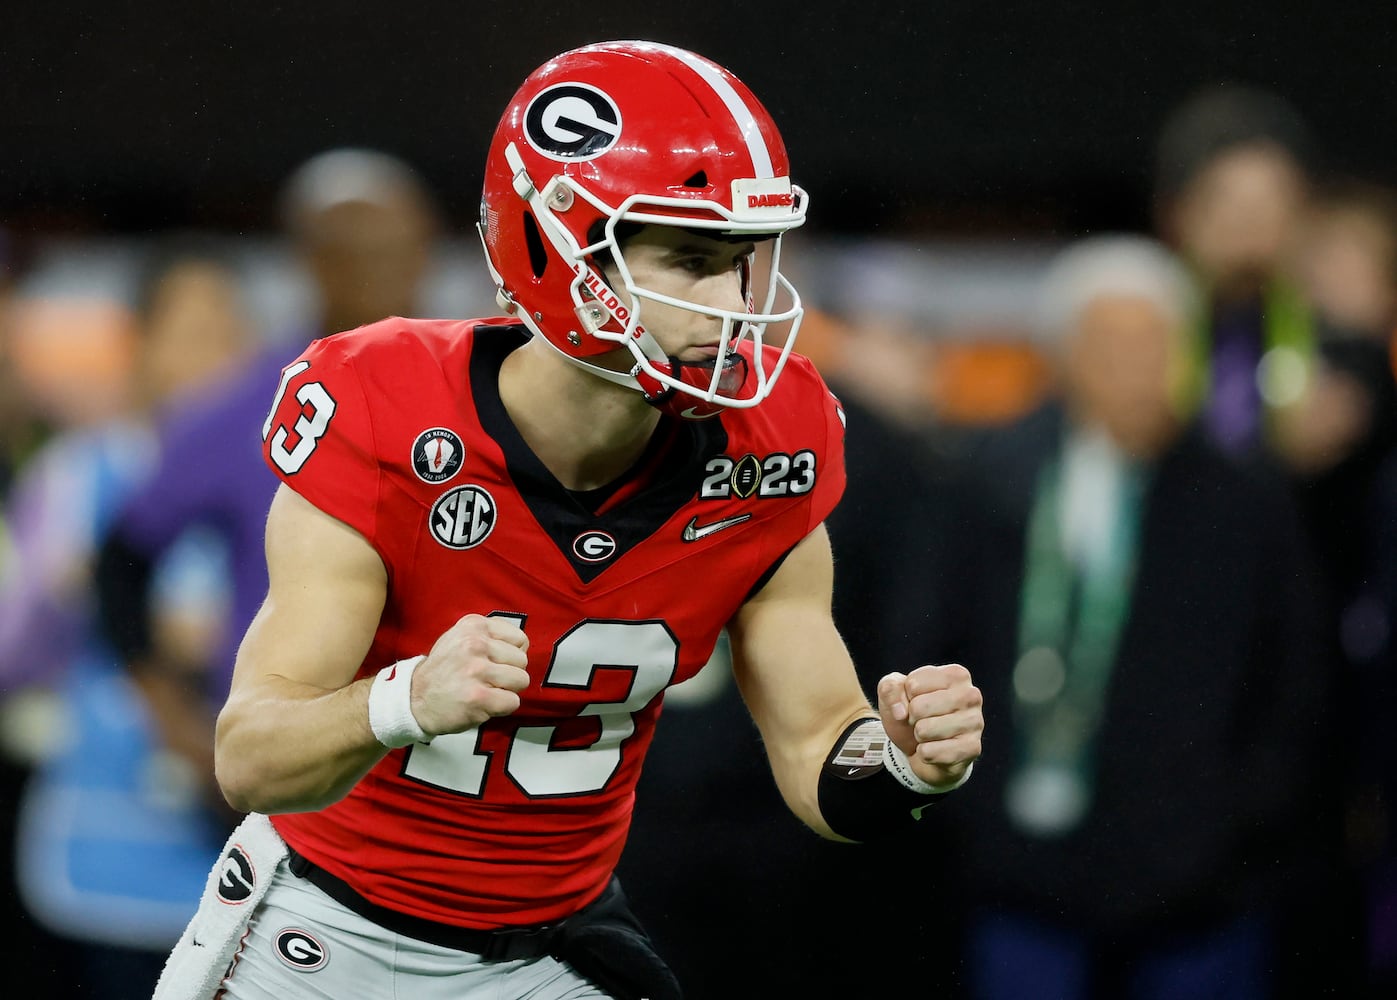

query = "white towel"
[{"left": 151, "top": 812, "right": 288, "bottom": 1000}]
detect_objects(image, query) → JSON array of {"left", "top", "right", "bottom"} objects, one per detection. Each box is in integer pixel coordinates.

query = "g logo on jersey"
[
  {"left": 430, "top": 485, "right": 497, "bottom": 550},
  {"left": 274, "top": 928, "right": 328, "bottom": 972},
  {"left": 216, "top": 846, "right": 255, "bottom": 904},
  {"left": 412, "top": 427, "right": 464, "bottom": 483},
  {"left": 572, "top": 530, "right": 618, "bottom": 563},
  {"left": 524, "top": 83, "right": 622, "bottom": 161}
]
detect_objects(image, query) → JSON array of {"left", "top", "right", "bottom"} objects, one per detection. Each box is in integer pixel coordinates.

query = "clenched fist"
[
  {"left": 877, "top": 663, "right": 983, "bottom": 789},
  {"left": 410, "top": 614, "right": 531, "bottom": 737}
]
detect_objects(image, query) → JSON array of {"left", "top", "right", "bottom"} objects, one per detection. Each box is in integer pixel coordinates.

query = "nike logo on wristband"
[{"left": 681, "top": 513, "right": 752, "bottom": 542}]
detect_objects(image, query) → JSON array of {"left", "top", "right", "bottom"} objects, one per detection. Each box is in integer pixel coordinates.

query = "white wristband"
[
  {"left": 367, "top": 656, "right": 430, "bottom": 749},
  {"left": 882, "top": 737, "right": 974, "bottom": 795}
]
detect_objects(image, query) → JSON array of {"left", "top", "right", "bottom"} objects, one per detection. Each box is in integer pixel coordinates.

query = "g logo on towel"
[{"left": 217, "top": 846, "right": 256, "bottom": 904}]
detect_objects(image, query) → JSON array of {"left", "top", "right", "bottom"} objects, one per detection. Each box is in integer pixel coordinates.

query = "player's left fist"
[{"left": 877, "top": 663, "right": 983, "bottom": 788}]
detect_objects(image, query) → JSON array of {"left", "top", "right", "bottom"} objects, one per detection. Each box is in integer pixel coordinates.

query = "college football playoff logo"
[{"left": 524, "top": 83, "right": 622, "bottom": 161}]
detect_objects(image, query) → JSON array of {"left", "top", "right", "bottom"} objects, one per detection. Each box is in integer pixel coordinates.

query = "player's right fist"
[{"left": 410, "top": 614, "right": 531, "bottom": 736}]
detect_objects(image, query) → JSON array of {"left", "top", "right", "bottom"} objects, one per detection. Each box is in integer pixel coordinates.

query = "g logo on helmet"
[{"left": 524, "top": 83, "right": 622, "bottom": 161}]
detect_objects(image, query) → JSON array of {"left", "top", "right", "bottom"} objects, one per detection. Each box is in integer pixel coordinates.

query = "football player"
[{"left": 154, "top": 40, "right": 983, "bottom": 1000}]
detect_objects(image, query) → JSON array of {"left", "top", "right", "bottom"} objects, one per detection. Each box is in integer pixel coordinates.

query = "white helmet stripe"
[{"left": 648, "top": 42, "right": 774, "bottom": 178}]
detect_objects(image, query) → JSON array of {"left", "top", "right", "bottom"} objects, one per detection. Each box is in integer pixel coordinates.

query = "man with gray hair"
[
  {"left": 912, "top": 233, "right": 1336, "bottom": 1000},
  {"left": 1033, "top": 234, "right": 1200, "bottom": 463}
]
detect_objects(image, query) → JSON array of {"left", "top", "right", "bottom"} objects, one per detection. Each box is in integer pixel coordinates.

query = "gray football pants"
[{"left": 217, "top": 859, "right": 610, "bottom": 1000}]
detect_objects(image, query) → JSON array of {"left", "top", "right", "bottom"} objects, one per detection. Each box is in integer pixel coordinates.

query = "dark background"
[{"left": 4, "top": 2, "right": 1394, "bottom": 239}]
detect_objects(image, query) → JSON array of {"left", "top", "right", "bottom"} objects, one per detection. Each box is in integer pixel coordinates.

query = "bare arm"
[
  {"left": 214, "top": 484, "right": 530, "bottom": 815},
  {"left": 728, "top": 523, "right": 982, "bottom": 841},
  {"left": 214, "top": 485, "right": 391, "bottom": 814}
]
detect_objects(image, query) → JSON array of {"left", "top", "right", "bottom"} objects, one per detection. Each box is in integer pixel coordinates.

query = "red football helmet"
[{"left": 479, "top": 40, "right": 808, "bottom": 418}]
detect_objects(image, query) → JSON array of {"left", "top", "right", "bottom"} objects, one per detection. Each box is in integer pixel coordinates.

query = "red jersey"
[{"left": 260, "top": 317, "right": 846, "bottom": 928}]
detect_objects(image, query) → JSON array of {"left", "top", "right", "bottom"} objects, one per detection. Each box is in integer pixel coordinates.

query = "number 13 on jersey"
[
  {"left": 404, "top": 618, "right": 679, "bottom": 798},
  {"left": 264, "top": 361, "right": 336, "bottom": 475}
]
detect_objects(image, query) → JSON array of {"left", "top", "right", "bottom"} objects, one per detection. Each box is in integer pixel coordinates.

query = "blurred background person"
[
  {"left": 0, "top": 227, "right": 50, "bottom": 495},
  {"left": 1151, "top": 85, "right": 1397, "bottom": 598},
  {"left": 1359, "top": 430, "right": 1397, "bottom": 997},
  {"left": 1305, "top": 176, "right": 1397, "bottom": 994},
  {"left": 1151, "top": 82, "right": 1321, "bottom": 465},
  {"left": 916, "top": 234, "right": 1339, "bottom": 1000},
  {"left": 1286, "top": 175, "right": 1397, "bottom": 611},
  {"left": 0, "top": 222, "right": 76, "bottom": 994},
  {"left": 0, "top": 235, "right": 255, "bottom": 998},
  {"left": 278, "top": 146, "right": 444, "bottom": 348},
  {"left": 1154, "top": 91, "right": 1396, "bottom": 979},
  {"left": 91, "top": 148, "right": 443, "bottom": 825},
  {"left": 1294, "top": 176, "right": 1397, "bottom": 350},
  {"left": 1356, "top": 450, "right": 1397, "bottom": 997},
  {"left": 0, "top": 236, "right": 252, "bottom": 694}
]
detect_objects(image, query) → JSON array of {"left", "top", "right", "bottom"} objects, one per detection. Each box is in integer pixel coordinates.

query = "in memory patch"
[{"left": 412, "top": 427, "right": 465, "bottom": 484}]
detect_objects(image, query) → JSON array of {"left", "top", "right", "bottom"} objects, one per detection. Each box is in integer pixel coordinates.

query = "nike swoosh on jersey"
[
  {"left": 682, "top": 513, "right": 752, "bottom": 542},
  {"left": 679, "top": 406, "right": 724, "bottom": 420}
]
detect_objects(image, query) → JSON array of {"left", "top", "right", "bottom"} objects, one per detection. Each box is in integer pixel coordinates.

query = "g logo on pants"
[{"left": 274, "top": 928, "right": 329, "bottom": 972}]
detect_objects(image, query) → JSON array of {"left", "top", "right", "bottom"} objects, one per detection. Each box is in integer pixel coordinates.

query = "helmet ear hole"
[
  {"left": 584, "top": 220, "right": 645, "bottom": 277},
  {"left": 522, "top": 210, "right": 548, "bottom": 279},
  {"left": 682, "top": 170, "right": 708, "bottom": 188}
]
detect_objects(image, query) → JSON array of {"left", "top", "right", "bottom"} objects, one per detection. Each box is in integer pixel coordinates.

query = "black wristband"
[{"left": 817, "top": 718, "right": 945, "bottom": 843}]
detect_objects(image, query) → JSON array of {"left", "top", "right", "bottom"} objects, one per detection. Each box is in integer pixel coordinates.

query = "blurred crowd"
[{"left": 4, "top": 80, "right": 1397, "bottom": 999}]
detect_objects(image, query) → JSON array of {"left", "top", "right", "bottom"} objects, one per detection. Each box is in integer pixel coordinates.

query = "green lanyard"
[
  {"left": 1005, "top": 451, "right": 1145, "bottom": 835},
  {"left": 1177, "top": 274, "right": 1318, "bottom": 428}
]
